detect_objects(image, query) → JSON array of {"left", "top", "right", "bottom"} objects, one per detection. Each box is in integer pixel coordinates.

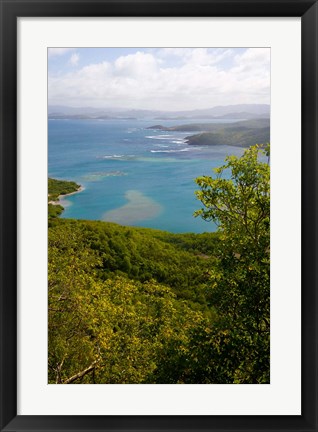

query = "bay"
[{"left": 48, "top": 118, "right": 245, "bottom": 233}]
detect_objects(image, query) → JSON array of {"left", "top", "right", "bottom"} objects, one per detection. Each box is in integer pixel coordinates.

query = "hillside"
[
  {"left": 147, "top": 118, "right": 269, "bottom": 132},
  {"left": 147, "top": 118, "right": 270, "bottom": 148},
  {"left": 49, "top": 217, "right": 218, "bottom": 305},
  {"left": 48, "top": 217, "right": 220, "bottom": 384},
  {"left": 185, "top": 126, "right": 270, "bottom": 147}
]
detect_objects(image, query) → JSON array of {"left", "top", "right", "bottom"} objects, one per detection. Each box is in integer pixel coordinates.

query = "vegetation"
[
  {"left": 48, "top": 178, "right": 80, "bottom": 201},
  {"left": 185, "top": 126, "right": 269, "bottom": 147},
  {"left": 48, "top": 144, "right": 270, "bottom": 384},
  {"left": 191, "top": 145, "right": 270, "bottom": 382},
  {"left": 48, "top": 178, "right": 81, "bottom": 218},
  {"left": 48, "top": 219, "right": 216, "bottom": 383},
  {"left": 147, "top": 118, "right": 269, "bottom": 132},
  {"left": 48, "top": 203, "right": 64, "bottom": 218},
  {"left": 147, "top": 119, "right": 270, "bottom": 148}
]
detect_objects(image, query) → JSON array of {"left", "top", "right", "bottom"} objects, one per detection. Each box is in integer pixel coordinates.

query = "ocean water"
[{"left": 48, "top": 119, "right": 245, "bottom": 233}]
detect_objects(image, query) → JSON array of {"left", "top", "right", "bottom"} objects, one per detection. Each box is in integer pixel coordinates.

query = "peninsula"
[
  {"left": 48, "top": 178, "right": 82, "bottom": 218},
  {"left": 147, "top": 118, "right": 270, "bottom": 148}
]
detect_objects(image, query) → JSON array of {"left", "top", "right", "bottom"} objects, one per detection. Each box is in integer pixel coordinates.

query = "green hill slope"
[{"left": 185, "top": 126, "right": 270, "bottom": 147}]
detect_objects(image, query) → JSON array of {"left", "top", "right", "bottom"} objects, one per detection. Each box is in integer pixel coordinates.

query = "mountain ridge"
[{"left": 48, "top": 104, "right": 270, "bottom": 120}]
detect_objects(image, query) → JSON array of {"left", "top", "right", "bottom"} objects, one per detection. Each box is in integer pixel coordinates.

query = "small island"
[{"left": 48, "top": 178, "right": 82, "bottom": 218}]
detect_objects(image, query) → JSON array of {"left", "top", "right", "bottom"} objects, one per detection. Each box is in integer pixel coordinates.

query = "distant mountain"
[
  {"left": 213, "top": 112, "right": 269, "bottom": 120},
  {"left": 199, "top": 104, "right": 269, "bottom": 117},
  {"left": 48, "top": 104, "right": 270, "bottom": 121},
  {"left": 163, "top": 104, "right": 270, "bottom": 119},
  {"left": 48, "top": 106, "right": 107, "bottom": 116}
]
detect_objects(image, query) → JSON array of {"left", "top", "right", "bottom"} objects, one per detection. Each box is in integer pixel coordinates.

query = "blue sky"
[{"left": 48, "top": 47, "right": 270, "bottom": 111}]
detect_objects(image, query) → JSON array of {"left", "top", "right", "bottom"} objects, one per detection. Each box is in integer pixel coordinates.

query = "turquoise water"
[{"left": 48, "top": 119, "right": 245, "bottom": 233}]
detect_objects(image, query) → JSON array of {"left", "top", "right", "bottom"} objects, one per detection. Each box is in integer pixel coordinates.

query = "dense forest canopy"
[{"left": 48, "top": 144, "right": 270, "bottom": 384}]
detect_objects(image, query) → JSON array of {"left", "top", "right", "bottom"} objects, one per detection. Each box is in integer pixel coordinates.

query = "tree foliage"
[
  {"left": 191, "top": 145, "right": 270, "bottom": 383},
  {"left": 195, "top": 144, "right": 270, "bottom": 248},
  {"left": 48, "top": 222, "right": 207, "bottom": 383}
]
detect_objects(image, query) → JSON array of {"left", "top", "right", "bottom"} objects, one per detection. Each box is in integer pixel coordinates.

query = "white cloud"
[
  {"left": 48, "top": 48, "right": 270, "bottom": 110},
  {"left": 48, "top": 48, "right": 75, "bottom": 58},
  {"left": 69, "top": 53, "right": 80, "bottom": 66},
  {"left": 157, "top": 48, "right": 233, "bottom": 67},
  {"left": 233, "top": 48, "right": 270, "bottom": 74},
  {"left": 235, "top": 48, "right": 270, "bottom": 66},
  {"left": 115, "top": 51, "right": 158, "bottom": 77}
]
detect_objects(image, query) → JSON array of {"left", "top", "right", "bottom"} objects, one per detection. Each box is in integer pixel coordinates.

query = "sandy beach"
[{"left": 49, "top": 185, "right": 84, "bottom": 206}]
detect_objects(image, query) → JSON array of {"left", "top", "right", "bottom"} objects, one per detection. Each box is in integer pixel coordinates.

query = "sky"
[{"left": 48, "top": 47, "right": 270, "bottom": 111}]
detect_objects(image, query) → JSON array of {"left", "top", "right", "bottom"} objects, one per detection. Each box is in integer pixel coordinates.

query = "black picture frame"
[{"left": 0, "top": 0, "right": 317, "bottom": 431}]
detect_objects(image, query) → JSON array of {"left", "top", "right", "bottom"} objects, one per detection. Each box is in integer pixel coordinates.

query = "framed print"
[{"left": 0, "top": 0, "right": 317, "bottom": 431}]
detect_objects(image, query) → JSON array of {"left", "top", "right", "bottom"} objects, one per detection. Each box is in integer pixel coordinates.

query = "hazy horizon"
[{"left": 48, "top": 104, "right": 270, "bottom": 116}]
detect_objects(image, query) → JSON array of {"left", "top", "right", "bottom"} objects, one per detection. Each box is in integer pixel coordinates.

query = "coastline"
[{"left": 48, "top": 185, "right": 84, "bottom": 206}]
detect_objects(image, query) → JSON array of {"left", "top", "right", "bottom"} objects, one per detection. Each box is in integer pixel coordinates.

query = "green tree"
[
  {"left": 195, "top": 145, "right": 269, "bottom": 250},
  {"left": 190, "top": 145, "right": 270, "bottom": 383}
]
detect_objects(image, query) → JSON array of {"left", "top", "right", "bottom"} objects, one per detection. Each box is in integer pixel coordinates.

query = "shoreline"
[{"left": 48, "top": 185, "right": 84, "bottom": 206}]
